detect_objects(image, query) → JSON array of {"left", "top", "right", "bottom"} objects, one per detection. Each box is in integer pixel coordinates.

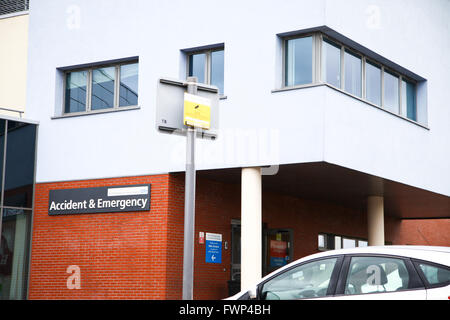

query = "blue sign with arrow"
[{"left": 205, "top": 233, "right": 222, "bottom": 264}]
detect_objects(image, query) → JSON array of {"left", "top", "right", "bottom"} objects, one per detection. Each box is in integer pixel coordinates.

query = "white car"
[{"left": 227, "top": 246, "right": 450, "bottom": 300}]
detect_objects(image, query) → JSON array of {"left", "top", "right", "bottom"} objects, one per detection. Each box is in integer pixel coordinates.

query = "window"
[
  {"left": 345, "top": 256, "right": 410, "bottom": 295},
  {"left": 91, "top": 67, "right": 115, "bottom": 110},
  {"left": 64, "top": 61, "right": 139, "bottom": 115},
  {"left": 187, "top": 47, "right": 224, "bottom": 94},
  {"left": 344, "top": 49, "right": 362, "bottom": 98},
  {"left": 280, "top": 32, "right": 423, "bottom": 125},
  {"left": 418, "top": 263, "right": 450, "bottom": 286},
  {"left": 322, "top": 38, "right": 341, "bottom": 88},
  {"left": 343, "top": 238, "right": 356, "bottom": 249},
  {"left": 285, "top": 36, "right": 313, "bottom": 87},
  {"left": 401, "top": 79, "right": 417, "bottom": 121},
  {"left": 318, "top": 234, "right": 326, "bottom": 249},
  {"left": 119, "top": 63, "right": 139, "bottom": 107},
  {"left": 65, "top": 70, "right": 88, "bottom": 113},
  {"left": 318, "top": 233, "right": 368, "bottom": 251},
  {"left": 365, "top": 60, "right": 381, "bottom": 105},
  {"left": 0, "top": 0, "right": 29, "bottom": 15},
  {"left": 261, "top": 258, "right": 338, "bottom": 300},
  {"left": 384, "top": 70, "right": 399, "bottom": 113}
]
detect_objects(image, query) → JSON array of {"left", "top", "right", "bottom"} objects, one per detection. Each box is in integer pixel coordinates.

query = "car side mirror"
[{"left": 248, "top": 286, "right": 258, "bottom": 300}]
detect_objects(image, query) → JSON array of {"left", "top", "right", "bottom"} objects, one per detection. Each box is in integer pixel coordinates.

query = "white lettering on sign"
[
  {"left": 97, "top": 198, "right": 148, "bottom": 210},
  {"left": 49, "top": 198, "right": 148, "bottom": 212},
  {"left": 66, "top": 265, "right": 81, "bottom": 290},
  {"left": 50, "top": 200, "right": 88, "bottom": 211}
]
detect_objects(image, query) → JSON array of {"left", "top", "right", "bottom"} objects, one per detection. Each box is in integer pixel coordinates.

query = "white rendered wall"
[{"left": 26, "top": 0, "right": 450, "bottom": 197}]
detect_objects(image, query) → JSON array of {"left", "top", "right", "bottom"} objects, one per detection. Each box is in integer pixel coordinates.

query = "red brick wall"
[
  {"left": 387, "top": 219, "right": 450, "bottom": 246},
  {"left": 29, "top": 173, "right": 448, "bottom": 300},
  {"left": 29, "top": 174, "right": 175, "bottom": 299}
]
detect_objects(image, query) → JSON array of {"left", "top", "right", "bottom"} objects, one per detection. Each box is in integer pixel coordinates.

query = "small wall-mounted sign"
[
  {"left": 199, "top": 232, "right": 205, "bottom": 244},
  {"left": 205, "top": 232, "right": 222, "bottom": 264},
  {"left": 48, "top": 184, "right": 151, "bottom": 216}
]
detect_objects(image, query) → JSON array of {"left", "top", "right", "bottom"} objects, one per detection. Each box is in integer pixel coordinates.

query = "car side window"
[
  {"left": 418, "top": 263, "right": 450, "bottom": 286},
  {"left": 344, "top": 256, "right": 410, "bottom": 295},
  {"left": 260, "top": 258, "right": 337, "bottom": 300}
]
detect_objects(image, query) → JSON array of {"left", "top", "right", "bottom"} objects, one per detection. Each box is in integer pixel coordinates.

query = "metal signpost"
[
  {"left": 156, "top": 76, "right": 218, "bottom": 300},
  {"left": 182, "top": 78, "right": 198, "bottom": 300}
]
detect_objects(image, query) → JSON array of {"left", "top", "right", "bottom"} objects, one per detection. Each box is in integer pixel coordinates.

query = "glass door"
[{"left": 263, "top": 229, "right": 293, "bottom": 276}]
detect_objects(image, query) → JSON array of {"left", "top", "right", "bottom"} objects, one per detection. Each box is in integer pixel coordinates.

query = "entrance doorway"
[{"left": 228, "top": 220, "right": 293, "bottom": 296}]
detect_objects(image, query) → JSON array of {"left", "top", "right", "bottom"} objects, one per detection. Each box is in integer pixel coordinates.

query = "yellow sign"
[{"left": 183, "top": 93, "right": 211, "bottom": 129}]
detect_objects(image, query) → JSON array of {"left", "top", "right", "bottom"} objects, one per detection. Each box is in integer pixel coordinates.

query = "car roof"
[{"left": 304, "top": 245, "right": 450, "bottom": 263}]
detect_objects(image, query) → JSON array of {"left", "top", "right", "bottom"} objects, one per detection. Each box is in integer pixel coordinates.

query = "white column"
[
  {"left": 241, "top": 167, "right": 262, "bottom": 291},
  {"left": 367, "top": 196, "right": 385, "bottom": 246}
]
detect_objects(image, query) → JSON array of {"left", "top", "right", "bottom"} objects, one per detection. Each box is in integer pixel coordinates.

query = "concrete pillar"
[
  {"left": 367, "top": 196, "right": 385, "bottom": 246},
  {"left": 241, "top": 167, "right": 262, "bottom": 290}
]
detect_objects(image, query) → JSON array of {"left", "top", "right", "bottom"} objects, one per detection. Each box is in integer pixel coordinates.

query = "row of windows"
[
  {"left": 285, "top": 34, "right": 418, "bottom": 121},
  {"left": 63, "top": 47, "right": 225, "bottom": 116},
  {"left": 318, "top": 233, "right": 368, "bottom": 250},
  {"left": 62, "top": 32, "right": 420, "bottom": 125}
]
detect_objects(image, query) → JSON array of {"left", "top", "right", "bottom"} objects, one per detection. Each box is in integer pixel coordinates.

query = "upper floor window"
[
  {"left": 187, "top": 47, "right": 224, "bottom": 94},
  {"left": 322, "top": 38, "right": 341, "bottom": 88},
  {"left": 64, "top": 61, "right": 138, "bottom": 115},
  {"left": 365, "top": 60, "right": 381, "bottom": 104},
  {"left": 285, "top": 36, "right": 313, "bottom": 86},
  {"left": 282, "top": 32, "right": 421, "bottom": 125},
  {"left": 344, "top": 49, "right": 362, "bottom": 98}
]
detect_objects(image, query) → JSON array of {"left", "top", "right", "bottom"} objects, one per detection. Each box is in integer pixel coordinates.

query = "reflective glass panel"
[
  {"left": 119, "top": 63, "right": 139, "bottom": 107},
  {"left": 211, "top": 50, "right": 224, "bottom": 94},
  {"left": 0, "top": 209, "right": 32, "bottom": 300},
  {"left": 4, "top": 121, "right": 36, "bottom": 208},
  {"left": 345, "top": 257, "right": 410, "bottom": 295},
  {"left": 285, "top": 36, "right": 313, "bottom": 86},
  {"left": 64, "top": 70, "right": 87, "bottom": 113},
  {"left": 365, "top": 61, "right": 381, "bottom": 106},
  {"left": 318, "top": 234, "right": 325, "bottom": 248},
  {"left": 419, "top": 263, "right": 450, "bottom": 285},
  {"left": 261, "top": 258, "right": 337, "bottom": 300},
  {"left": 188, "top": 53, "right": 206, "bottom": 84},
  {"left": 91, "top": 67, "right": 115, "bottom": 110},
  {"left": 0, "top": 120, "right": 5, "bottom": 200},
  {"left": 401, "top": 80, "right": 416, "bottom": 121},
  {"left": 334, "top": 236, "right": 342, "bottom": 249},
  {"left": 343, "top": 238, "right": 356, "bottom": 249},
  {"left": 344, "top": 50, "right": 362, "bottom": 97},
  {"left": 322, "top": 39, "right": 341, "bottom": 88},
  {"left": 384, "top": 70, "right": 399, "bottom": 113}
]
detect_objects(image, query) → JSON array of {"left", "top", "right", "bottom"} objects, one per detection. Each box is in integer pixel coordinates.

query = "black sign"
[{"left": 48, "top": 184, "right": 151, "bottom": 216}]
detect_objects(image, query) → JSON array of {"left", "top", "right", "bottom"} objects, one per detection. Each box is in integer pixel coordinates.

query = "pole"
[{"left": 182, "top": 77, "right": 197, "bottom": 300}]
